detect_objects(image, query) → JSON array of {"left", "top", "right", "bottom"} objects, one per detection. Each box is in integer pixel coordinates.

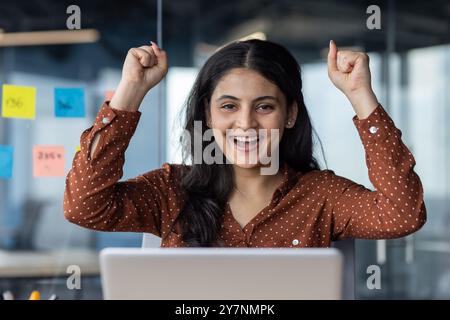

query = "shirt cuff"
[
  {"left": 81, "top": 101, "right": 142, "bottom": 162},
  {"left": 91, "top": 101, "right": 141, "bottom": 136},
  {"left": 352, "top": 104, "right": 396, "bottom": 144}
]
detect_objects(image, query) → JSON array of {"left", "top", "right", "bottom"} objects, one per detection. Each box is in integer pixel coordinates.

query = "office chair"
[{"left": 12, "top": 199, "right": 48, "bottom": 250}]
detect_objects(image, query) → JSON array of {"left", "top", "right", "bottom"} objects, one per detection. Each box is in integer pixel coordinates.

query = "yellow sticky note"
[
  {"left": 75, "top": 145, "right": 81, "bottom": 152},
  {"left": 33, "top": 145, "right": 65, "bottom": 177},
  {"left": 2, "top": 84, "right": 37, "bottom": 119}
]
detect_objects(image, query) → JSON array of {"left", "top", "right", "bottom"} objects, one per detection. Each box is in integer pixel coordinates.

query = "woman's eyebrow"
[{"left": 215, "top": 95, "right": 278, "bottom": 102}]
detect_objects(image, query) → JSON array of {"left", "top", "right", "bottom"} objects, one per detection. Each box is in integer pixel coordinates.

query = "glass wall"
[
  {"left": 0, "top": 0, "right": 163, "bottom": 299},
  {"left": 355, "top": 44, "right": 450, "bottom": 299}
]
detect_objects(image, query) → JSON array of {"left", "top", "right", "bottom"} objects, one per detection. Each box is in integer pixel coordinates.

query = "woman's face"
[{"left": 207, "top": 68, "right": 297, "bottom": 169}]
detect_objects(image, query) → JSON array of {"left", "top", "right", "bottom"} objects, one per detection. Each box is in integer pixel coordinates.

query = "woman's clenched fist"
[
  {"left": 327, "top": 40, "right": 379, "bottom": 119},
  {"left": 122, "top": 41, "right": 168, "bottom": 92},
  {"left": 110, "top": 41, "right": 169, "bottom": 111}
]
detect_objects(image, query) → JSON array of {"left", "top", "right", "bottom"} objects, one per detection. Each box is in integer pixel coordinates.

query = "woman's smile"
[{"left": 228, "top": 134, "right": 261, "bottom": 153}]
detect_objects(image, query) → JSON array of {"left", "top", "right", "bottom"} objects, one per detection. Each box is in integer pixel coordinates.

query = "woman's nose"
[{"left": 235, "top": 109, "right": 257, "bottom": 130}]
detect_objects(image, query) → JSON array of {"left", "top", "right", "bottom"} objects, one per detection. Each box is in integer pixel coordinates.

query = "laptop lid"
[{"left": 100, "top": 247, "right": 343, "bottom": 300}]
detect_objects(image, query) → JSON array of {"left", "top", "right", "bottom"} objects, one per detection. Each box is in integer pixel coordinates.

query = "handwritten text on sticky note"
[
  {"left": 33, "top": 145, "right": 65, "bottom": 177},
  {"left": 2, "top": 84, "right": 36, "bottom": 119}
]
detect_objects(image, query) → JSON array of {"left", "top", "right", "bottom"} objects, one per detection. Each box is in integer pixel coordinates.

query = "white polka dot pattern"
[{"left": 63, "top": 102, "right": 427, "bottom": 248}]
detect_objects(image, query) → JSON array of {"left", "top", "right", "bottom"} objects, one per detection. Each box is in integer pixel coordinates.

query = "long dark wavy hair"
[{"left": 173, "top": 39, "right": 321, "bottom": 246}]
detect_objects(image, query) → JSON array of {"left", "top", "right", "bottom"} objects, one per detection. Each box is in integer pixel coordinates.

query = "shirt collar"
[{"left": 274, "top": 162, "right": 301, "bottom": 197}]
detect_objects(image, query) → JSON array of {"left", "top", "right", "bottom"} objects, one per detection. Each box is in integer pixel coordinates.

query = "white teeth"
[{"left": 234, "top": 136, "right": 258, "bottom": 142}]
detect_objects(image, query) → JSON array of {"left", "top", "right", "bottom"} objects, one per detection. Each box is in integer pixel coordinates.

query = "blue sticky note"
[
  {"left": 54, "top": 88, "right": 85, "bottom": 118},
  {"left": 0, "top": 145, "right": 13, "bottom": 179}
]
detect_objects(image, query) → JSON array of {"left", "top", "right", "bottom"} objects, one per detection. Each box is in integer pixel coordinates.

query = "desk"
[
  {"left": 0, "top": 248, "right": 99, "bottom": 278},
  {"left": 0, "top": 249, "right": 101, "bottom": 299}
]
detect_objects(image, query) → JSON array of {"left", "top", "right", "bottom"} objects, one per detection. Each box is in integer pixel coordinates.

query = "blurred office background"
[{"left": 0, "top": 0, "right": 449, "bottom": 299}]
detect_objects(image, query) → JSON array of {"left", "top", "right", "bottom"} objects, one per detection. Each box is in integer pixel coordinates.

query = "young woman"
[{"left": 64, "top": 39, "right": 426, "bottom": 247}]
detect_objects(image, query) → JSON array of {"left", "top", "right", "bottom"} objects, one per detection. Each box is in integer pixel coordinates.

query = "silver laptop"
[{"left": 100, "top": 247, "right": 343, "bottom": 300}]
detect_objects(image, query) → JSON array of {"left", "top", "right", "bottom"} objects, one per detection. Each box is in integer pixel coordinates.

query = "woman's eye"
[
  {"left": 257, "top": 104, "right": 274, "bottom": 111},
  {"left": 221, "top": 104, "right": 236, "bottom": 110},
  {"left": 220, "top": 104, "right": 274, "bottom": 111}
]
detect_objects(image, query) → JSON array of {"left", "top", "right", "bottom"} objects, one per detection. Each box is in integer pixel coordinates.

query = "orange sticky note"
[
  {"left": 105, "top": 90, "right": 115, "bottom": 101},
  {"left": 33, "top": 145, "right": 65, "bottom": 177}
]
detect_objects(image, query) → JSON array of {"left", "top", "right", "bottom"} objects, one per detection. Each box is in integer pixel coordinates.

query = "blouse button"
[
  {"left": 369, "top": 126, "right": 378, "bottom": 134},
  {"left": 292, "top": 239, "right": 299, "bottom": 246},
  {"left": 102, "top": 117, "right": 110, "bottom": 124}
]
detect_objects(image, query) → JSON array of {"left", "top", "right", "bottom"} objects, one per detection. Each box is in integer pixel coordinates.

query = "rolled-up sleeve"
[
  {"left": 63, "top": 101, "right": 171, "bottom": 236},
  {"left": 329, "top": 104, "right": 427, "bottom": 240}
]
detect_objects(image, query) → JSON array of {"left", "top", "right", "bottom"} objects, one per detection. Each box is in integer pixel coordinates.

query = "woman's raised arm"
[
  {"left": 63, "top": 42, "right": 173, "bottom": 235},
  {"left": 325, "top": 40, "right": 426, "bottom": 239}
]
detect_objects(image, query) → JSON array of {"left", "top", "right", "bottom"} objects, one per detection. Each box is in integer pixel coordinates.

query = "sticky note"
[
  {"left": 105, "top": 90, "right": 115, "bottom": 101},
  {"left": 54, "top": 88, "right": 85, "bottom": 118},
  {"left": 2, "top": 84, "right": 36, "bottom": 119},
  {"left": 0, "top": 145, "right": 13, "bottom": 179},
  {"left": 75, "top": 145, "right": 81, "bottom": 152},
  {"left": 33, "top": 145, "right": 65, "bottom": 177}
]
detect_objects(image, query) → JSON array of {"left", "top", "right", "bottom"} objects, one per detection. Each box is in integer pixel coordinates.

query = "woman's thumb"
[
  {"left": 150, "top": 41, "right": 168, "bottom": 70},
  {"left": 327, "top": 40, "right": 338, "bottom": 74}
]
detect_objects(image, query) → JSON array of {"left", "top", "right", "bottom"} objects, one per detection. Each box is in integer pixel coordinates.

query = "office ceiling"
[{"left": 0, "top": 0, "right": 449, "bottom": 62}]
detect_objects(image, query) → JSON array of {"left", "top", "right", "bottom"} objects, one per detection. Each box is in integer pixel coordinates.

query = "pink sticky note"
[
  {"left": 105, "top": 90, "right": 115, "bottom": 101},
  {"left": 33, "top": 145, "right": 65, "bottom": 177}
]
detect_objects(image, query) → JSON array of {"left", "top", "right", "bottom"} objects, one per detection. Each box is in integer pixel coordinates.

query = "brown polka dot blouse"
[{"left": 63, "top": 101, "right": 427, "bottom": 247}]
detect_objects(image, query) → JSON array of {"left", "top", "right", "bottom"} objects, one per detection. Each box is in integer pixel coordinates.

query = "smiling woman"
[
  {"left": 208, "top": 69, "right": 294, "bottom": 172},
  {"left": 63, "top": 39, "right": 426, "bottom": 248},
  {"left": 174, "top": 40, "right": 319, "bottom": 245}
]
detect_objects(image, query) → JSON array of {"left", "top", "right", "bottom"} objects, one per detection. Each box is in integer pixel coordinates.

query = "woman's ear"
[{"left": 286, "top": 102, "right": 298, "bottom": 128}]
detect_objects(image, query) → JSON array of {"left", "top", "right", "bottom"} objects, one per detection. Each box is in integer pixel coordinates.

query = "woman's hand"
[
  {"left": 121, "top": 41, "right": 168, "bottom": 90},
  {"left": 110, "top": 41, "right": 168, "bottom": 111},
  {"left": 327, "top": 40, "right": 379, "bottom": 119}
]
